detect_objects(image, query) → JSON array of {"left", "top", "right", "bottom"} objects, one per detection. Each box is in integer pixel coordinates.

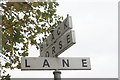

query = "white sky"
[{"left": 6, "top": 0, "right": 119, "bottom": 78}]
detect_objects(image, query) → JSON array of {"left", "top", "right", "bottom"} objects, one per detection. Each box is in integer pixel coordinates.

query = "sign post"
[
  {"left": 53, "top": 70, "right": 61, "bottom": 80},
  {"left": 21, "top": 15, "right": 91, "bottom": 79}
]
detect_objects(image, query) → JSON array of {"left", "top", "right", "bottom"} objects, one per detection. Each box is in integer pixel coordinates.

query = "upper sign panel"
[
  {"left": 40, "top": 30, "right": 76, "bottom": 57},
  {"left": 40, "top": 15, "right": 72, "bottom": 55}
]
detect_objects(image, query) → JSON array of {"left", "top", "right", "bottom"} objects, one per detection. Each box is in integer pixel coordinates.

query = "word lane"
[{"left": 21, "top": 57, "right": 91, "bottom": 70}]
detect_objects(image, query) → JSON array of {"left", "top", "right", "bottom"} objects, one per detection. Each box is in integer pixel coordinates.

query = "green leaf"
[
  {"left": 22, "top": 52, "right": 28, "bottom": 57},
  {"left": 5, "top": 62, "right": 11, "bottom": 68},
  {"left": 41, "top": 23, "right": 46, "bottom": 27},
  {"left": 16, "top": 63, "right": 21, "bottom": 69},
  {"left": 32, "top": 2, "right": 39, "bottom": 7},
  {"left": 24, "top": 15, "right": 29, "bottom": 19},
  {"left": 37, "top": 10, "right": 41, "bottom": 14}
]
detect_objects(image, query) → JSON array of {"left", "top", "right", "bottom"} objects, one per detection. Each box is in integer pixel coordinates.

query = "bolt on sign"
[
  {"left": 21, "top": 57, "right": 91, "bottom": 70},
  {"left": 40, "top": 15, "right": 74, "bottom": 57}
]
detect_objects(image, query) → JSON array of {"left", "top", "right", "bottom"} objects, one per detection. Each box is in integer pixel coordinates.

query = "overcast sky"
[{"left": 4, "top": 0, "right": 119, "bottom": 78}]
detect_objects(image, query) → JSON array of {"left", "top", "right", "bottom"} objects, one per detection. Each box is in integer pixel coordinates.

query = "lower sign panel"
[{"left": 21, "top": 57, "right": 91, "bottom": 70}]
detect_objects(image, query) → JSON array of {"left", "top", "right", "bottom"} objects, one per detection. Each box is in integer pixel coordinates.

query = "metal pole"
[{"left": 53, "top": 70, "right": 61, "bottom": 80}]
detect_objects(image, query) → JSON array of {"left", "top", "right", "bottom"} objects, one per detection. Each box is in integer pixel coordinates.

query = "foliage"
[{"left": 0, "top": 1, "right": 63, "bottom": 79}]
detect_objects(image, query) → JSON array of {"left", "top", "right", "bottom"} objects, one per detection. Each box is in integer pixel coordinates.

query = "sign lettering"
[
  {"left": 62, "top": 59, "right": 69, "bottom": 67},
  {"left": 40, "top": 30, "right": 76, "bottom": 57},
  {"left": 43, "top": 59, "right": 50, "bottom": 67},
  {"left": 40, "top": 15, "right": 72, "bottom": 55},
  {"left": 25, "top": 59, "right": 30, "bottom": 67},
  {"left": 82, "top": 59, "right": 87, "bottom": 67},
  {"left": 21, "top": 57, "right": 91, "bottom": 70}
]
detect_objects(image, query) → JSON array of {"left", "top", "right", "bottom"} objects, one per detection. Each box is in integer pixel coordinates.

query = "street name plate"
[
  {"left": 40, "top": 15, "right": 72, "bottom": 55},
  {"left": 21, "top": 57, "right": 91, "bottom": 70},
  {"left": 40, "top": 30, "right": 75, "bottom": 57}
]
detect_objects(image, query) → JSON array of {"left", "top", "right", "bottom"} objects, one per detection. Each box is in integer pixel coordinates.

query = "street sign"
[
  {"left": 40, "top": 15, "right": 72, "bottom": 54},
  {"left": 21, "top": 57, "right": 91, "bottom": 70},
  {"left": 40, "top": 30, "right": 75, "bottom": 57}
]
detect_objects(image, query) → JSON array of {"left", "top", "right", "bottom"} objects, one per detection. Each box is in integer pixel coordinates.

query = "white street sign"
[
  {"left": 40, "top": 30, "right": 75, "bottom": 57},
  {"left": 21, "top": 57, "right": 91, "bottom": 70},
  {"left": 40, "top": 15, "right": 72, "bottom": 54}
]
